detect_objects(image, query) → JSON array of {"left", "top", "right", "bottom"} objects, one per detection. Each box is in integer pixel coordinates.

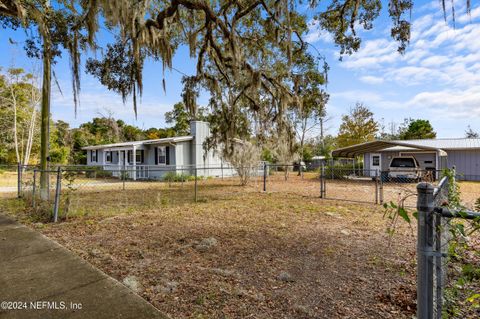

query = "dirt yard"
[
  {"left": 1, "top": 183, "right": 419, "bottom": 318},
  {"left": 2, "top": 172, "right": 479, "bottom": 318}
]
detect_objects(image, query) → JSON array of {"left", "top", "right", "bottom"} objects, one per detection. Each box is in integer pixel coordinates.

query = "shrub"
[{"left": 162, "top": 172, "right": 193, "bottom": 182}]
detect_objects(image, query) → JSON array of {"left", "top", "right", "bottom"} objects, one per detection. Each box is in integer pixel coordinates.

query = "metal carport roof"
[{"left": 332, "top": 140, "right": 447, "bottom": 158}]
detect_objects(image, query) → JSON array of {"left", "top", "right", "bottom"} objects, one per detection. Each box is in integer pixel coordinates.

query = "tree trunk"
[
  {"left": 10, "top": 87, "right": 20, "bottom": 163},
  {"left": 40, "top": 37, "right": 51, "bottom": 200},
  {"left": 24, "top": 102, "right": 37, "bottom": 166}
]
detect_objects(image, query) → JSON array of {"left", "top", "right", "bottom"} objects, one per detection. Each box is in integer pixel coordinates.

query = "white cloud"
[
  {"left": 359, "top": 75, "right": 384, "bottom": 85},
  {"left": 334, "top": 1, "right": 480, "bottom": 118},
  {"left": 406, "top": 87, "right": 480, "bottom": 119}
]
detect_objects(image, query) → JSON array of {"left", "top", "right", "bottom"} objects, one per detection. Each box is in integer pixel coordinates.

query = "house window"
[
  {"left": 91, "top": 150, "right": 97, "bottom": 162},
  {"left": 105, "top": 151, "right": 112, "bottom": 163},
  {"left": 127, "top": 150, "right": 144, "bottom": 164},
  {"left": 372, "top": 156, "right": 380, "bottom": 166},
  {"left": 157, "top": 146, "right": 166, "bottom": 165},
  {"left": 136, "top": 150, "right": 144, "bottom": 163}
]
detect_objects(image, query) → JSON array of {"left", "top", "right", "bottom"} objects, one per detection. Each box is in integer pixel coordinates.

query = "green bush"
[{"left": 162, "top": 172, "right": 193, "bottom": 182}]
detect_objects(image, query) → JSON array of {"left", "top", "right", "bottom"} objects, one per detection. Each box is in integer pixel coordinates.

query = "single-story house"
[
  {"left": 332, "top": 138, "right": 480, "bottom": 181},
  {"left": 82, "top": 121, "right": 236, "bottom": 180}
]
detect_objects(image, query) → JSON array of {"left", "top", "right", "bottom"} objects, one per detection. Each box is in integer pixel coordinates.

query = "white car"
[{"left": 388, "top": 156, "right": 422, "bottom": 182}]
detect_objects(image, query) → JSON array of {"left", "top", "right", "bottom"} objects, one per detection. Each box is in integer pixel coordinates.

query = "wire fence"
[{"left": 2, "top": 163, "right": 479, "bottom": 221}]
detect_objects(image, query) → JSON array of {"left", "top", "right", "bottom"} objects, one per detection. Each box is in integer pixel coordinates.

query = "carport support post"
[
  {"left": 416, "top": 182, "right": 435, "bottom": 319},
  {"left": 53, "top": 167, "right": 62, "bottom": 223},
  {"left": 375, "top": 169, "right": 378, "bottom": 204}
]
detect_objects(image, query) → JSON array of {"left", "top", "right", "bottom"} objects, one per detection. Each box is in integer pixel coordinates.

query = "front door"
[{"left": 370, "top": 153, "right": 381, "bottom": 176}]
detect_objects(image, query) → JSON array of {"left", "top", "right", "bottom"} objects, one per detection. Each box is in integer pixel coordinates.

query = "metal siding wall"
[{"left": 448, "top": 150, "right": 480, "bottom": 179}]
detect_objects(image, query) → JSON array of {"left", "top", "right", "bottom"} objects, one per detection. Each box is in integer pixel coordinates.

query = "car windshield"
[{"left": 390, "top": 158, "right": 416, "bottom": 168}]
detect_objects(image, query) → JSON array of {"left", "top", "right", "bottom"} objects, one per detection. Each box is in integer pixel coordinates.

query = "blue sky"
[{"left": 0, "top": 0, "right": 479, "bottom": 138}]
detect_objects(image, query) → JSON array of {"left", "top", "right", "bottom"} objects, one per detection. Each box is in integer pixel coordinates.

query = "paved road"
[{"left": 0, "top": 215, "right": 168, "bottom": 319}]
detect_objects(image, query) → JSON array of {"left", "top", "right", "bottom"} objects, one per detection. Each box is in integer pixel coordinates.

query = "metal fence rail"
[{"left": 416, "top": 174, "right": 480, "bottom": 319}]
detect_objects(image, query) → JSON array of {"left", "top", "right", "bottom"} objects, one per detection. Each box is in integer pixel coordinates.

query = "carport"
[{"left": 331, "top": 140, "right": 448, "bottom": 176}]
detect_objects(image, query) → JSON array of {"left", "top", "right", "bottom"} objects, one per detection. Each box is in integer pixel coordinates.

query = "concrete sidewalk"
[{"left": 0, "top": 215, "right": 167, "bottom": 319}]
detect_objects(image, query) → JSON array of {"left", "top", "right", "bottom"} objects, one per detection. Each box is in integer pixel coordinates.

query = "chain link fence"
[{"left": 4, "top": 163, "right": 480, "bottom": 222}]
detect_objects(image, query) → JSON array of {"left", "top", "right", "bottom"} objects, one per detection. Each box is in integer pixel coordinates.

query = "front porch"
[{"left": 98, "top": 143, "right": 175, "bottom": 180}]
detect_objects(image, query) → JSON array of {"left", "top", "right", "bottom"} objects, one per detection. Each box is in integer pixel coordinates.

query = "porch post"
[{"left": 132, "top": 145, "right": 137, "bottom": 181}]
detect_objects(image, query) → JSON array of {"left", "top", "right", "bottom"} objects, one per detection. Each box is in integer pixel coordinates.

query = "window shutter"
[
  {"left": 128, "top": 150, "right": 132, "bottom": 164},
  {"left": 154, "top": 147, "right": 158, "bottom": 165},
  {"left": 90, "top": 150, "right": 93, "bottom": 162},
  {"left": 140, "top": 150, "right": 144, "bottom": 163},
  {"left": 96, "top": 150, "right": 98, "bottom": 162},
  {"left": 166, "top": 146, "right": 170, "bottom": 165}
]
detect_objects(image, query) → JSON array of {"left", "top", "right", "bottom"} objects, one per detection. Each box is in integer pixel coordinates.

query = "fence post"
[
  {"left": 32, "top": 170, "right": 37, "bottom": 208},
  {"left": 417, "top": 182, "right": 436, "bottom": 319},
  {"left": 321, "top": 164, "right": 326, "bottom": 198},
  {"left": 17, "top": 162, "right": 22, "bottom": 198},
  {"left": 379, "top": 171, "right": 384, "bottom": 205},
  {"left": 375, "top": 169, "right": 379, "bottom": 204},
  {"left": 194, "top": 167, "right": 198, "bottom": 202},
  {"left": 263, "top": 163, "right": 267, "bottom": 192},
  {"left": 53, "top": 167, "right": 62, "bottom": 223},
  {"left": 320, "top": 164, "right": 324, "bottom": 198},
  {"left": 122, "top": 163, "right": 126, "bottom": 191}
]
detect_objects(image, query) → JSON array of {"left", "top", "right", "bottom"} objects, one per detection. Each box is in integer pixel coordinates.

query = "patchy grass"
[{"left": 1, "top": 182, "right": 418, "bottom": 318}]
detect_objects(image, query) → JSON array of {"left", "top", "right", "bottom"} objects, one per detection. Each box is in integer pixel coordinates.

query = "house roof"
[
  {"left": 332, "top": 138, "right": 480, "bottom": 158},
  {"left": 82, "top": 136, "right": 194, "bottom": 150}
]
